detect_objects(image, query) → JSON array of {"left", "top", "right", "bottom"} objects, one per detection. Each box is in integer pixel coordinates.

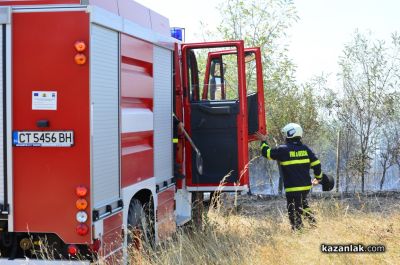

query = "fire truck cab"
[{"left": 0, "top": 0, "right": 266, "bottom": 263}]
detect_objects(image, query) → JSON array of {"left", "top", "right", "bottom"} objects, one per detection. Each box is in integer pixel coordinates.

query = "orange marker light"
[
  {"left": 76, "top": 185, "right": 88, "bottom": 197},
  {"left": 74, "top": 41, "right": 86, "bottom": 52},
  {"left": 74, "top": 53, "right": 87, "bottom": 65},
  {"left": 76, "top": 198, "right": 88, "bottom": 210}
]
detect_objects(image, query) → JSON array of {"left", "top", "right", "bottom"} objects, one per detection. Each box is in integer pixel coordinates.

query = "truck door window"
[
  {"left": 246, "top": 51, "right": 259, "bottom": 134},
  {"left": 208, "top": 59, "right": 224, "bottom": 100},
  {"left": 187, "top": 50, "right": 200, "bottom": 101},
  {"left": 218, "top": 54, "right": 238, "bottom": 100},
  {"left": 243, "top": 48, "right": 266, "bottom": 138},
  {"left": 245, "top": 51, "right": 257, "bottom": 95},
  {"left": 187, "top": 48, "right": 239, "bottom": 101}
]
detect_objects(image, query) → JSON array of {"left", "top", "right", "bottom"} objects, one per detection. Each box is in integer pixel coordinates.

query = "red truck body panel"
[
  {"left": 12, "top": 11, "right": 91, "bottom": 243},
  {"left": 156, "top": 186, "right": 175, "bottom": 240},
  {"left": 121, "top": 34, "right": 154, "bottom": 188},
  {"left": 101, "top": 212, "right": 123, "bottom": 257}
]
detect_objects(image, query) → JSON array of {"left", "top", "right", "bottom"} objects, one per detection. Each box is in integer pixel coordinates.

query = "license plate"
[{"left": 12, "top": 131, "right": 74, "bottom": 147}]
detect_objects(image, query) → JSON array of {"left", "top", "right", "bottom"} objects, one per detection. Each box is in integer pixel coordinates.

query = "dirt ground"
[{"left": 235, "top": 191, "right": 400, "bottom": 218}]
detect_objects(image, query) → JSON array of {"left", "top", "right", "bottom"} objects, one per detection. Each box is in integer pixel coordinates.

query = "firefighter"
[{"left": 255, "top": 123, "right": 322, "bottom": 230}]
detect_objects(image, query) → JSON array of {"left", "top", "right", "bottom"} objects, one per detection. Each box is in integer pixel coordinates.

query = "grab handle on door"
[{"left": 198, "top": 104, "right": 231, "bottom": 115}]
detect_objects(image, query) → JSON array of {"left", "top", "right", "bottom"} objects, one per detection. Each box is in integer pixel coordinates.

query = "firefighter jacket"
[{"left": 260, "top": 140, "right": 322, "bottom": 192}]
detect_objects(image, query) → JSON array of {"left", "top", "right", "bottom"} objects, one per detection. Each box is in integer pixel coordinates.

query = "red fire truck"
[{"left": 0, "top": 0, "right": 266, "bottom": 263}]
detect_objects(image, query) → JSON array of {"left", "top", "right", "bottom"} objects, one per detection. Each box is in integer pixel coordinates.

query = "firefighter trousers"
[{"left": 285, "top": 190, "right": 316, "bottom": 230}]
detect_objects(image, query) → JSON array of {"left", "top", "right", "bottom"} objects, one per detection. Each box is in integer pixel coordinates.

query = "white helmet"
[{"left": 281, "top": 123, "right": 303, "bottom": 139}]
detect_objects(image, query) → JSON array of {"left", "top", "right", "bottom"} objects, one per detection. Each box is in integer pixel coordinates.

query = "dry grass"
[{"left": 130, "top": 193, "right": 400, "bottom": 265}]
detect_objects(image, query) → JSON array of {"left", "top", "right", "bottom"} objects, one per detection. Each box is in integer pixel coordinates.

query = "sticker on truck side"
[
  {"left": 32, "top": 91, "right": 57, "bottom": 110},
  {"left": 12, "top": 131, "right": 74, "bottom": 147}
]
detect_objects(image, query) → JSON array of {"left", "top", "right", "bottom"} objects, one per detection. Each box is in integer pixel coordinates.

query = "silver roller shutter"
[
  {"left": 153, "top": 46, "right": 173, "bottom": 184},
  {"left": 90, "top": 24, "right": 120, "bottom": 208}
]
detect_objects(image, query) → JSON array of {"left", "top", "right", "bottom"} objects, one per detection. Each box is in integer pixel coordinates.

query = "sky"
[{"left": 135, "top": 0, "right": 400, "bottom": 87}]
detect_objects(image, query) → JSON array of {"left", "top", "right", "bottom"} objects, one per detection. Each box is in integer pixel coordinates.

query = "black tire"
[{"left": 127, "top": 199, "right": 154, "bottom": 248}]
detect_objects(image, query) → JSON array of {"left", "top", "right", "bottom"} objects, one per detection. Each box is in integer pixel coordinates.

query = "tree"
[
  {"left": 340, "top": 126, "right": 359, "bottom": 192},
  {"left": 378, "top": 127, "right": 397, "bottom": 190},
  {"left": 215, "top": 0, "right": 301, "bottom": 137},
  {"left": 337, "top": 31, "right": 400, "bottom": 192}
]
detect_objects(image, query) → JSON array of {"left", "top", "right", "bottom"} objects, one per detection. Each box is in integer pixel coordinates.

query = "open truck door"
[
  {"left": 202, "top": 47, "right": 266, "bottom": 141},
  {"left": 181, "top": 41, "right": 265, "bottom": 192}
]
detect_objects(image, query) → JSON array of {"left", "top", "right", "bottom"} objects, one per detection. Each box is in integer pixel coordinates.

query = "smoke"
[{"left": 249, "top": 157, "right": 400, "bottom": 195}]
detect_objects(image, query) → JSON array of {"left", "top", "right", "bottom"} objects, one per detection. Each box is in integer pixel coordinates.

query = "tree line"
[{"left": 201, "top": 0, "right": 400, "bottom": 193}]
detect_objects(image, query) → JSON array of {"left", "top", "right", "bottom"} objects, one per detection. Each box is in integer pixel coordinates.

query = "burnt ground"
[{"left": 216, "top": 191, "right": 400, "bottom": 219}]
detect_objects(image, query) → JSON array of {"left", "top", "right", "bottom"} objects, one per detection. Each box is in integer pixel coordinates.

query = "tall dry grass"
[{"left": 128, "top": 193, "right": 400, "bottom": 265}]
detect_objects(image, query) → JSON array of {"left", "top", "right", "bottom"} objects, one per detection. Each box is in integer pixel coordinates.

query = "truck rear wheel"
[{"left": 127, "top": 199, "right": 153, "bottom": 249}]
